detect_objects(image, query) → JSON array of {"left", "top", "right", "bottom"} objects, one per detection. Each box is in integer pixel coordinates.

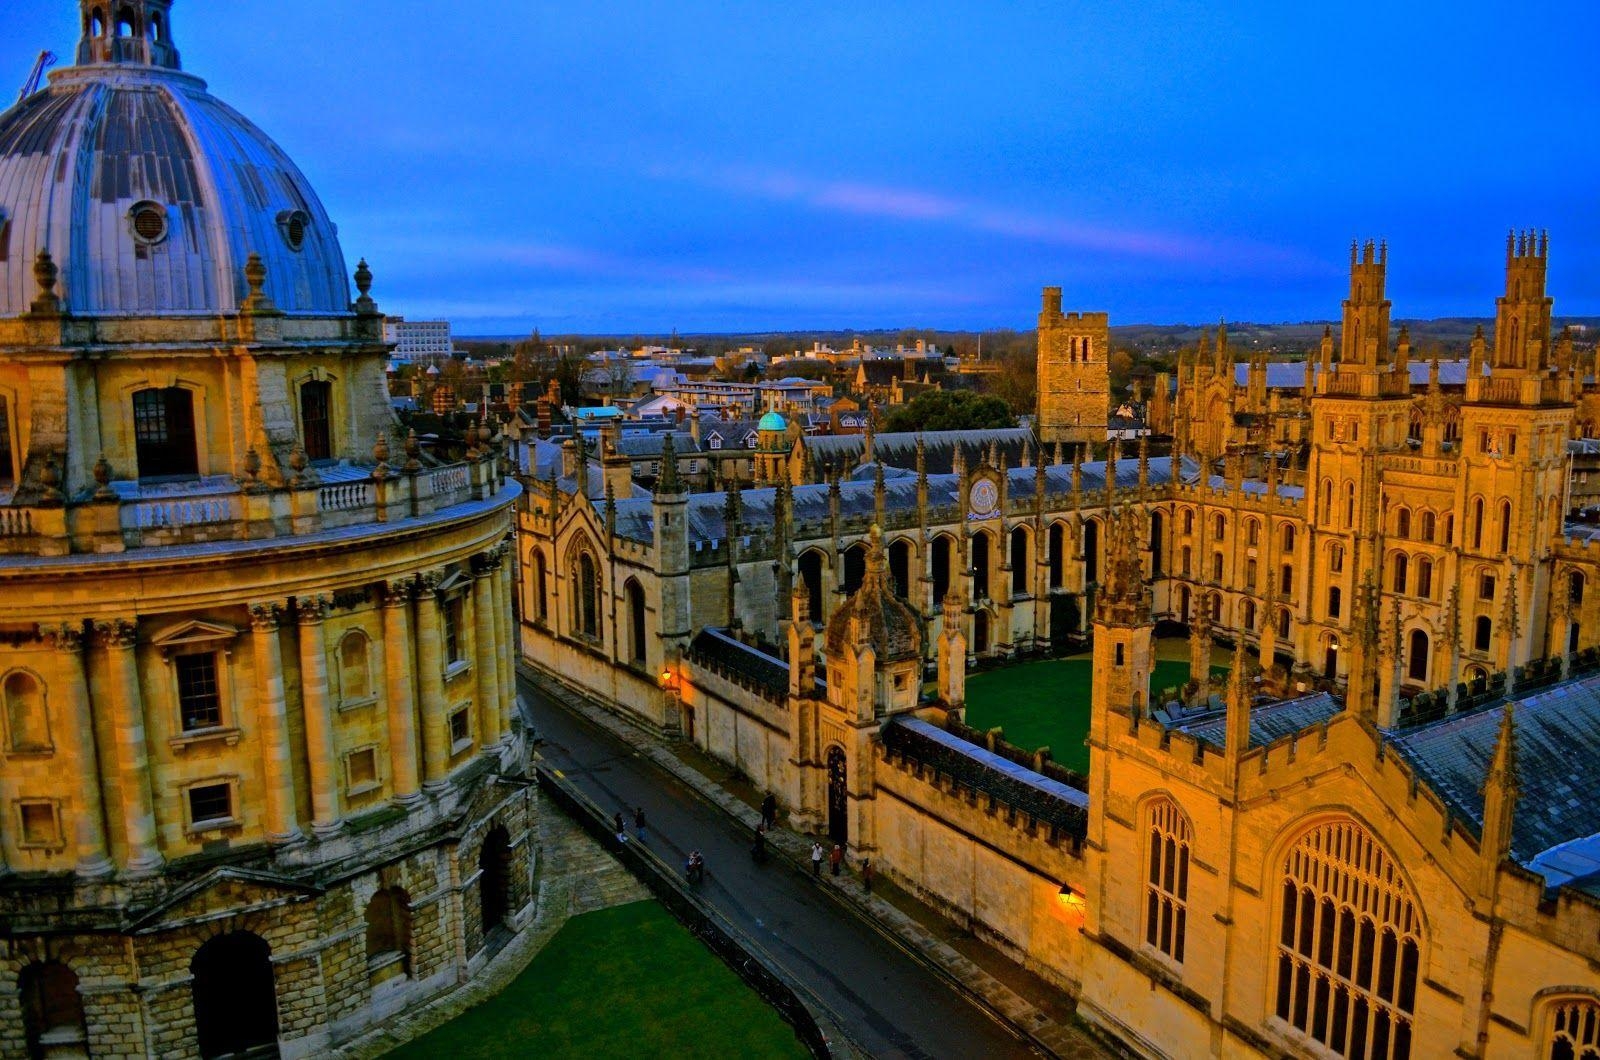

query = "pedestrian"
[
  {"left": 863, "top": 858, "right": 874, "bottom": 894},
  {"left": 612, "top": 811, "right": 628, "bottom": 845},
  {"left": 751, "top": 823, "right": 768, "bottom": 864},
  {"left": 761, "top": 792, "right": 777, "bottom": 830},
  {"left": 634, "top": 806, "right": 647, "bottom": 842},
  {"left": 689, "top": 850, "right": 705, "bottom": 884},
  {"left": 811, "top": 842, "right": 824, "bottom": 877},
  {"left": 829, "top": 843, "right": 843, "bottom": 877}
]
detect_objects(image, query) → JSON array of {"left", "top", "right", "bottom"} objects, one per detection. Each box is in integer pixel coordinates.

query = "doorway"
[
  {"left": 191, "top": 932, "right": 278, "bottom": 1059},
  {"left": 827, "top": 746, "right": 848, "bottom": 848}
]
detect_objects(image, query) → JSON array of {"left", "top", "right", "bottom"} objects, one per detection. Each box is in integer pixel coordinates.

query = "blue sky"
[{"left": 6, "top": 2, "right": 1599, "bottom": 333}]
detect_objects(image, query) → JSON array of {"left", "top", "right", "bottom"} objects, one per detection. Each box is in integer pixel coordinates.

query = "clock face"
[{"left": 969, "top": 478, "right": 998, "bottom": 516}]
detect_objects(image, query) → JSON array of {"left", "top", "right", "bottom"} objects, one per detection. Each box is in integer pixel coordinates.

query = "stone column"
[
  {"left": 295, "top": 597, "right": 339, "bottom": 833},
  {"left": 249, "top": 604, "right": 302, "bottom": 844},
  {"left": 50, "top": 625, "right": 112, "bottom": 877},
  {"left": 472, "top": 557, "right": 499, "bottom": 747},
  {"left": 416, "top": 574, "right": 449, "bottom": 787},
  {"left": 492, "top": 552, "right": 516, "bottom": 739},
  {"left": 381, "top": 581, "right": 422, "bottom": 800},
  {"left": 98, "top": 619, "right": 162, "bottom": 873}
]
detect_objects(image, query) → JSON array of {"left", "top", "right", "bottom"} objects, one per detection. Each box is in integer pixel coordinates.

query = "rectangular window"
[
  {"left": 17, "top": 801, "right": 59, "bottom": 847},
  {"left": 1281, "top": 564, "right": 1293, "bottom": 595},
  {"left": 449, "top": 707, "right": 471, "bottom": 748},
  {"left": 1480, "top": 573, "right": 1496, "bottom": 601},
  {"left": 346, "top": 747, "right": 379, "bottom": 792},
  {"left": 444, "top": 598, "right": 463, "bottom": 664},
  {"left": 175, "top": 652, "right": 222, "bottom": 731},
  {"left": 187, "top": 782, "right": 232, "bottom": 826}
]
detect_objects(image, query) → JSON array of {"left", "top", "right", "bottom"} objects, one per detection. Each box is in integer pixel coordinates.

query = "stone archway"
[
  {"left": 191, "top": 931, "right": 278, "bottom": 1059},
  {"left": 479, "top": 824, "right": 512, "bottom": 938}
]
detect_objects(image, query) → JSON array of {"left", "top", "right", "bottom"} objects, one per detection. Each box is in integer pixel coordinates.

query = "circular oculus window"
[
  {"left": 129, "top": 201, "right": 168, "bottom": 244},
  {"left": 277, "top": 209, "right": 310, "bottom": 251}
]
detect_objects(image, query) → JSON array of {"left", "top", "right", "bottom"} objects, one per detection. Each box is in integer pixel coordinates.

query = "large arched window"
[
  {"left": 1145, "top": 799, "right": 1191, "bottom": 964},
  {"left": 1010, "top": 526, "right": 1029, "bottom": 595},
  {"left": 888, "top": 537, "right": 912, "bottom": 599},
  {"left": 3, "top": 671, "right": 49, "bottom": 753},
  {"left": 20, "top": 961, "right": 87, "bottom": 1059},
  {"left": 1083, "top": 519, "right": 1099, "bottom": 585},
  {"left": 971, "top": 531, "right": 992, "bottom": 600},
  {"left": 1149, "top": 512, "right": 1164, "bottom": 576},
  {"left": 625, "top": 578, "right": 646, "bottom": 666},
  {"left": 366, "top": 887, "right": 413, "bottom": 985},
  {"left": 339, "top": 631, "right": 372, "bottom": 704},
  {"left": 1407, "top": 629, "right": 1429, "bottom": 683},
  {"left": 1545, "top": 997, "right": 1600, "bottom": 1060},
  {"left": 1275, "top": 819, "right": 1421, "bottom": 1058},
  {"left": 843, "top": 542, "right": 868, "bottom": 596},
  {"left": 574, "top": 550, "right": 600, "bottom": 638},
  {"left": 132, "top": 386, "right": 198, "bottom": 479},
  {"left": 300, "top": 380, "right": 333, "bottom": 461},
  {"left": 800, "top": 548, "right": 827, "bottom": 621},
  {"left": 1499, "top": 500, "right": 1513, "bottom": 554},
  {"left": 1047, "top": 523, "right": 1065, "bottom": 589}
]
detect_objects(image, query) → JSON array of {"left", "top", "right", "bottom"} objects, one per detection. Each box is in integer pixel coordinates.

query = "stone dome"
[
  {"left": 758, "top": 410, "right": 788, "bottom": 432},
  {"left": 825, "top": 526, "right": 922, "bottom": 662},
  {"left": 0, "top": 5, "right": 351, "bottom": 318}
]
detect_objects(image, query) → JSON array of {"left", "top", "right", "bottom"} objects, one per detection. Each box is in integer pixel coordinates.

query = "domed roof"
[
  {"left": 825, "top": 526, "right": 922, "bottom": 662},
  {"left": 758, "top": 410, "right": 788, "bottom": 432},
  {"left": 0, "top": 6, "right": 351, "bottom": 318}
]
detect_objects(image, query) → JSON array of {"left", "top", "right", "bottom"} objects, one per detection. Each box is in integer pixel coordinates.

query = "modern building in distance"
[
  {"left": 383, "top": 316, "right": 456, "bottom": 363},
  {"left": 0, "top": 5, "right": 530, "bottom": 1058}
]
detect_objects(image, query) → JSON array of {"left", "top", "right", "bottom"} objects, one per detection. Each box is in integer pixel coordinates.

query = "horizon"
[{"left": 5, "top": 3, "right": 1599, "bottom": 332}]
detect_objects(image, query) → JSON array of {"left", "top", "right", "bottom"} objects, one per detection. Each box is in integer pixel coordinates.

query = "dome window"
[
  {"left": 277, "top": 209, "right": 310, "bottom": 251},
  {"left": 129, "top": 201, "right": 168, "bottom": 245}
]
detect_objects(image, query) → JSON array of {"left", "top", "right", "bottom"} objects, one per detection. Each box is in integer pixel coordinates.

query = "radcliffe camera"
[{"left": 2, "top": 4, "right": 1598, "bottom": 1059}]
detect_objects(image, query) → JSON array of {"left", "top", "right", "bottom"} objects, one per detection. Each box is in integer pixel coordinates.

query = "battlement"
[{"left": 1507, "top": 228, "right": 1549, "bottom": 264}]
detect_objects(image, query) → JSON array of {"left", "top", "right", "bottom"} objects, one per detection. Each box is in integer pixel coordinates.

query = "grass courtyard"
[
  {"left": 388, "top": 900, "right": 808, "bottom": 1060},
  {"left": 963, "top": 640, "right": 1227, "bottom": 774}
]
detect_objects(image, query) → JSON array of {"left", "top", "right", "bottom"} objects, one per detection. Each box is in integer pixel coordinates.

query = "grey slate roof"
[
  {"left": 1389, "top": 670, "right": 1600, "bottom": 866},
  {"left": 1174, "top": 692, "right": 1342, "bottom": 749},
  {"left": 615, "top": 431, "right": 700, "bottom": 458},
  {"left": 806, "top": 428, "right": 1036, "bottom": 475},
  {"left": 687, "top": 629, "right": 788, "bottom": 699},
  {"left": 1228, "top": 360, "right": 1471, "bottom": 389},
  {"left": 883, "top": 717, "right": 1088, "bottom": 838}
]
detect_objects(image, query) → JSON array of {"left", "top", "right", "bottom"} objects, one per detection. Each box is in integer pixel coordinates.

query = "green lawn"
[
  {"left": 388, "top": 900, "right": 809, "bottom": 1060},
  {"left": 964, "top": 652, "right": 1225, "bottom": 774}
]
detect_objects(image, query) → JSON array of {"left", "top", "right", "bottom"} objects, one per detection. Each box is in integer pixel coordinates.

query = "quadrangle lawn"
[
  {"left": 963, "top": 652, "right": 1226, "bottom": 774},
  {"left": 387, "top": 900, "right": 809, "bottom": 1060}
]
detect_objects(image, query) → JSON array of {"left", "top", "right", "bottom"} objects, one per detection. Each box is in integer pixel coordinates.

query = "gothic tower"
[{"left": 1036, "top": 286, "right": 1111, "bottom": 447}]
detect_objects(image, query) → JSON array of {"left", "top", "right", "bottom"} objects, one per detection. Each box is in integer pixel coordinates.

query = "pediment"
[
  {"left": 150, "top": 619, "right": 240, "bottom": 652},
  {"left": 129, "top": 866, "right": 322, "bottom": 933}
]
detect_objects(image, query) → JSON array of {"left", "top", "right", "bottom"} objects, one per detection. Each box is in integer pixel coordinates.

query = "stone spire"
[
  {"left": 1095, "top": 506, "right": 1148, "bottom": 626},
  {"left": 1479, "top": 706, "right": 1519, "bottom": 896},
  {"left": 655, "top": 431, "right": 682, "bottom": 495},
  {"left": 1224, "top": 638, "right": 1252, "bottom": 770}
]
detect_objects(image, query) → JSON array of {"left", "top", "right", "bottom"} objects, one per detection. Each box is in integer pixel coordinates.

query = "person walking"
[
  {"left": 829, "top": 843, "right": 843, "bottom": 877},
  {"left": 612, "top": 811, "right": 628, "bottom": 845},
  {"left": 633, "top": 806, "right": 647, "bottom": 842},
  {"left": 760, "top": 792, "right": 777, "bottom": 830},
  {"left": 811, "top": 842, "right": 824, "bottom": 878},
  {"left": 751, "top": 823, "right": 768, "bottom": 864},
  {"left": 862, "top": 858, "right": 875, "bottom": 894}
]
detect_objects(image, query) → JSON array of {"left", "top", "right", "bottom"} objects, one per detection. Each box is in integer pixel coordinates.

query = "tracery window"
[
  {"left": 1144, "top": 799, "right": 1190, "bottom": 964},
  {"left": 1275, "top": 819, "right": 1421, "bottom": 1059},
  {"left": 575, "top": 550, "right": 600, "bottom": 638},
  {"left": 1547, "top": 997, "right": 1600, "bottom": 1060}
]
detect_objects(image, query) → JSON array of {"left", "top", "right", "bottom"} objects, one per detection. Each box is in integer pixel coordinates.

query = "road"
[{"left": 521, "top": 678, "right": 1042, "bottom": 1060}]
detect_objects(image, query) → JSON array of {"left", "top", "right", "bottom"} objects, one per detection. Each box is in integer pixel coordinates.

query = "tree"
[{"left": 883, "top": 390, "right": 1017, "bottom": 433}]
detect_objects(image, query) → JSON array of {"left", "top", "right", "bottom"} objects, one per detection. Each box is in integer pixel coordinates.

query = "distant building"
[{"left": 384, "top": 316, "right": 455, "bottom": 362}]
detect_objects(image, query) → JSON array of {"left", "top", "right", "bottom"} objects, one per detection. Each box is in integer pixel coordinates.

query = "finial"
[
  {"left": 92, "top": 453, "right": 116, "bottom": 501},
  {"left": 242, "top": 252, "right": 277, "bottom": 314},
  {"left": 28, "top": 249, "right": 62, "bottom": 316},
  {"left": 353, "top": 258, "right": 378, "bottom": 314},
  {"left": 403, "top": 427, "right": 422, "bottom": 472}
]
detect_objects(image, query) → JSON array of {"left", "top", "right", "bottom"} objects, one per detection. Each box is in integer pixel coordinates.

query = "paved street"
[{"left": 521, "top": 677, "right": 1043, "bottom": 1060}]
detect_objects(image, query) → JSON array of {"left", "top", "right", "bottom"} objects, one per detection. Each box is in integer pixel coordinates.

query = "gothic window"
[
  {"left": 1546, "top": 997, "right": 1600, "bottom": 1059},
  {"left": 1320, "top": 479, "right": 1333, "bottom": 521},
  {"left": 1144, "top": 799, "right": 1190, "bottom": 964},
  {"left": 1394, "top": 508, "right": 1411, "bottom": 539},
  {"left": 1407, "top": 630, "right": 1429, "bottom": 683},
  {"left": 1213, "top": 514, "right": 1226, "bottom": 541},
  {"left": 625, "top": 578, "right": 646, "bottom": 666},
  {"left": 1047, "top": 525, "right": 1064, "bottom": 590},
  {"left": 1415, "top": 558, "right": 1433, "bottom": 599},
  {"left": 1570, "top": 571, "right": 1586, "bottom": 607},
  {"left": 1392, "top": 554, "right": 1408, "bottom": 595},
  {"left": 1281, "top": 523, "right": 1296, "bottom": 553},
  {"left": 300, "top": 380, "right": 333, "bottom": 461},
  {"left": 0, "top": 395, "right": 13, "bottom": 487},
  {"left": 971, "top": 532, "right": 992, "bottom": 599},
  {"left": 1420, "top": 511, "right": 1435, "bottom": 542},
  {"left": 575, "top": 551, "right": 600, "bottom": 639},
  {"left": 1499, "top": 500, "right": 1512, "bottom": 554},
  {"left": 532, "top": 551, "right": 549, "bottom": 622},
  {"left": 1329, "top": 544, "right": 1344, "bottom": 574},
  {"left": 1246, "top": 559, "right": 1257, "bottom": 588},
  {"left": 1328, "top": 586, "right": 1342, "bottom": 620},
  {"left": 1246, "top": 519, "right": 1260, "bottom": 546},
  {"left": 1344, "top": 482, "right": 1356, "bottom": 528},
  {"left": 132, "top": 386, "right": 199, "bottom": 479},
  {"left": 1183, "top": 508, "right": 1194, "bottom": 535},
  {"left": 339, "top": 631, "right": 372, "bottom": 704},
  {"left": 1212, "top": 552, "right": 1224, "bottom": 581},
  {"left": 1243, "top": 599, "right": 1257, "bottom": 631},
  {"left": 1010, "top": 527, "right": 1029, "bottom": 595},
  {"left": 1281, "top": 564, "right": 1293, "bottom": 596},
  {"left": 1475, "top": 616, "right": 1493, "bottom": 652},
  {"left": 1274, "top": 819, "right": 1421, "bottom": 1059},
  {"left": 1181, "top": 546, "right": 1192, "bottom": 577},
  {"left": 175, "top": 652, "right": 222, "bottom": 731},
  {"left": 1472, "top": 499, "right": 1484, "bottom": 550},
  {"left": 844, "top": 543, "right": 868, "bottom": 596},
  {"left": 1149, "top": 513, "right": 1164, "bottom": 577},
  {"left": 186, "top": 780, "right": 235, "bottom": 828},
  {"left": 1278, "top": 608, "right": 1292, "bottom": 639},
  {"left": 2, "top": 671, "right": 50, "bottom": 753},
  {"left": 1083, "top": 520, "right": 1100, "bottom": 585},
  {"left": 1479, "top": 571, "right": 1496, "bottom": 601}
]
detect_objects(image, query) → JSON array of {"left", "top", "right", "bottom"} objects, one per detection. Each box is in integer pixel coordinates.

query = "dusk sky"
[{"left": 6, "top": 2, "right": 1599, "bottom": 334}]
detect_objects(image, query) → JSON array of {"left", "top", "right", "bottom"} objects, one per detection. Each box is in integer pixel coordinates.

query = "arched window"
[
  {"left": 1545, "top": 997, "right": 1600, "bottom": 1059},
  {"left": 1275, "top": 819, "right": 1421, "bottom": 1058},
  {"left": 1278, "top": 608, "right": 1291, "bottom": 639},
  {"left": 930, "top": 536, "right": 953, "bottom": 605},
  {"left": 532, "top": 551, "right": 549, "bottom": 622},
  {"left": 1570, "top": 571, "right": 1586, "bottom": 607},
  {"left": 1499, "top": 500, "right": 1513, "bottom": 554},
  {"left": 0, "top": 395, "right": 14, "bottom": 487},
  {"left": 1407, "top": 630, "right": 1429, "bottom": 683},
  {"left": 479, "top": 824, "right": 512, "bottom": 935},
  {"left": 1394, "top": 508, "right": 1410, "bottom": 539},
  {"left": 1243, "top": 599, "right": 1257, "bottom": 631},
  {"left": 1475, "top": 616, "right": 1493, "bottom": 652},
  {"left": 1392, "top": 553, "right": 1408, "bottom": 595},
  {"left": 132, "top": 386, "right": 198, "bottom": 479},
  {"left": 971, "top": 531, "right": 992, "bottom": 600},
  {"left": 1246, "top": 518, "right": 1260, "bottom": 547},
  {"left": 1344, "top": 482, "right": 1356, "bottom": 527},
  {"left": 339, "top": 631, "right": 371, "bottom": 703},
  {"left": 1319, "top": 479, "right": 1333, "bottom": 521},
  {"left": 1179, "top": 585, "right": 1192, "bottom": 622},
  {"left": 115, "top": 6, "right": 136, "bottom": 37},
  {"left": 1445, "top": 513, "right": 1454, "bottom": 545},
  {"left": 1144, "top": 799, "right": 1190, "bottom": 964},
  {"left": 1183, "top": 508, "right": 1194, "bottom": 535},
  {"left": 1212, "top": 552, "right": 1224, "bottom": 581},
  {"left": 574, "top": 551, "right": 600, "bottom": 638},
  {"left": 1083, "top": 519, "right": 1099, "bottom": 585},
  {"left": 1419, "top": 511, "right": 1435, "bottom": 542},
  {"left": 300, "top": 380, "right": 333, "bottom": 461},
  {"left": 1010, "top": 526, "right": 1029, "bottom": 595},
  {"left": 192, "top": 933, "right": 279, "bottom": 1060},
  {"left": 1282, "top": 523, "right": 1296, "bottom": 553},
  {"left": 1328, "top": 586, "right": 1342, "bottom": 619},
  {"left": 1281, "top": 563, "right": 1294, "bottom": 596},
  {"left": 1180, "top": 546, "right": 1192, "bottom": 577},
  {"left": 1048, "top": 524, "right": 1065, "bottom": 589},
  {"left": 20, "top": 961, "right": 87, "bottom": 1059},
  {"left": 3, "top": 671, "right": 49, "bottom": 753},
  {"left": 1415, "top": 558, "right": 1433, "bottom": 599},
  {"left": 1328, "top": 543, "right": 1344, "bottom": 574},
  {"left": 1472, "top": 498, "right": 1484, "bottom": 550},
  {"left": 1213, "top": 514, "right": 1227, "bottom": 541},
  {"left": 625, "top": 578, "right": 646, "bottom": 666},
  {"left": 1149, "top": 512, "right": 1164, "bottom": 576},
  {"left": 365, "top": 887, "right": 413, "bottom": 984}
]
